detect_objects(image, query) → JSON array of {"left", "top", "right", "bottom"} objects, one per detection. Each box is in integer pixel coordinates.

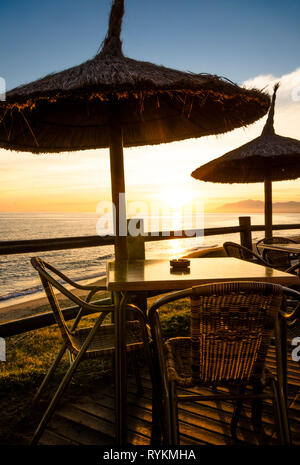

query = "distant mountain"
[{"left": 216, "top": 199, "right": 300, "bottom": 213}]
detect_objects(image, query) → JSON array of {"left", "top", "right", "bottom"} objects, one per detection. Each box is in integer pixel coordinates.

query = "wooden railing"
[
  {"left": 0, "top": 226, "right": 243, "bottom": 255},
  {"left": 1, "top": 217, "right": 300, "bottom": 256},
  {"left": 1, "top": 216, "right": 300, "bottom": 338}
]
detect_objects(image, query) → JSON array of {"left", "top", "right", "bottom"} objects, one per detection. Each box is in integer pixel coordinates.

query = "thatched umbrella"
[
  {"left": 0, "top": 0, "right": 270, "bottom": 259},
  {"left": 191, "top": 83, "right": 300, "bottom": 238}
]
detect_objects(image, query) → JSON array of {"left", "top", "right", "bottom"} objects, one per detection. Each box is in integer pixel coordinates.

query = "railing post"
[
  {"left": 126, "top": 219, "right": 147, "bottom": 313},
  {"left": 239, "top": 216, "right": 253, "bottom": 252},
  {"left": 127, "top": 219, "right": 145, "bottom": 260}
]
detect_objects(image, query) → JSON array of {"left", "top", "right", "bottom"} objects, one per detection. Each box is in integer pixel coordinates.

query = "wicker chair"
[
  {"left": 148, "top": 281, "right": 300, "bottom": 445},
  {"left": 30, "top": 257, "right": 153, "bottom": 445},
  {"left": 223, "top": 241, "right": 269, "bottom": 265},
  {"left": 256, "top": 237, "right": 298, "bottom": 271}
]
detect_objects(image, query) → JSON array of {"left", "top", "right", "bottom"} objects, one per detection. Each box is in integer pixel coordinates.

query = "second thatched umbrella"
[
  {"left": 191, "top": 83, "right": 300, "bottom": 238},
  {"left": 0, "top": 0, "right": 270, "bottom": 258}
]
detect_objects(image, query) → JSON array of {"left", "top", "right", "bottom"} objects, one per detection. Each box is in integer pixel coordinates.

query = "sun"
[{"left": 160, "top": 187, "right": 195, "bottom": 209}]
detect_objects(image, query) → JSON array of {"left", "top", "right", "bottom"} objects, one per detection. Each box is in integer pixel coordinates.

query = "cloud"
[
  {"left": 243, "top": 68, "right": 300, "bottom": 138},
  {"left": 244, "top": 67, "right": 300, "bottom": 105}
]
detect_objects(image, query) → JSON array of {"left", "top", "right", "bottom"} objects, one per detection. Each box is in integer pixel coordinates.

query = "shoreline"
[
  {"left": 0, "top": 273, "right": 107, "bottom": 310},
  {"left": 0, "top": 276, "right": 107, "bottom": 323}
]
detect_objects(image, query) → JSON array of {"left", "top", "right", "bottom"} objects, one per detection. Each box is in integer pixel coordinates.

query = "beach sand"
[{"left": 0, "top": 276, "right": 107, "bottom": 323}]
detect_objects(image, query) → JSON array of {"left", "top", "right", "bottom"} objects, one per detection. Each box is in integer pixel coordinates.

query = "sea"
[{"left": 1, "top": 211, "right": 300, "bottom": 308}]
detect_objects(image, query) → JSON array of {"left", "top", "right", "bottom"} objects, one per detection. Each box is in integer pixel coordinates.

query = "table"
[{"left": 106, "top": 257, "right": 300, "bottom": 444}]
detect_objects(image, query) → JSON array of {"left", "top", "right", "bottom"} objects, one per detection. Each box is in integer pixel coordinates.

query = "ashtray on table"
[{"left": 170, "top": 258, "right": 190, "bottom": 271}]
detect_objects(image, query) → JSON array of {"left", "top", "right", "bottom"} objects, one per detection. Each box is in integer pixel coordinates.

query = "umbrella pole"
[
  {"left": 109, "top": 103, "right": 128, "bottom": 261},
  {"left": 109, "top": 101, "right": 128, "bottom": 445},
  {"left": 264, "top": 179, "right": 273, "bottom": 239}
]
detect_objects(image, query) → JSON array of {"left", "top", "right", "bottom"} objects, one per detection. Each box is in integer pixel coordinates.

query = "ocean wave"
[
  {"left": 96, "top": 253, "right": 114, "bottom": 261},
  {"left": 0, "top": 285, "right": 43, "bottom": 302}
]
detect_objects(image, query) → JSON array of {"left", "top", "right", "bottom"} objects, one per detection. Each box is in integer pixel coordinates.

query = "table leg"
[{"left": 114, "top": 291, "right": 129, "bottom": 445}]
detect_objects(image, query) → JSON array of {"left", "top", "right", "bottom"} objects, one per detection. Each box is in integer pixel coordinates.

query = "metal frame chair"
[
  {"left": 148, "top": 281, "right": 300, "bottom": 445},
  {"left": 256, "top": 237, "right": 298, "bottom": 271},
  {"left": 30, "top": 257, "right": 153, "bottom": 445},
  {"left": 224, "top": 241, "right": 300, "bottom": 275},
  {"left": 223, "top": 241, "right": 269, "bottom": 265},
  {"left": 31, "top": 258, "right": 111, "bottom": 404}
]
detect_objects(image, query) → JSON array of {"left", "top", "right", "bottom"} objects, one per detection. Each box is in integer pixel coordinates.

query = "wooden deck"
[{"left": 40, "top": 346, "right": 300, "bottom": 445}]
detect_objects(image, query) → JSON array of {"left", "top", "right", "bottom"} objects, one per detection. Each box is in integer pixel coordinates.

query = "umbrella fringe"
[{"left": 19, "top": 110, "right": 39, "bottom": 147}]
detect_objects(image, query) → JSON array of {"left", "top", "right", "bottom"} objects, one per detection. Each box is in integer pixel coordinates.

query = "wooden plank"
[
  {"left": 45, "top": 415, "right": 114, "bottom": 445},
  {"left": 78, "top": 397, "right": 153, "bottom": 427},
  {"left": 54, "top": 403, "right": 149, "bottom": 445},
  {"left": 57, "top": 404, "right": 115, "bottom": 437},
  {"left": 177, "top": 404, "right": 260, "bottom": 445},
  {"left": 39, "top": 429, "right": 80, "bottom": 445},
  {"left": 72, "top": 400, "right": 152, "bottom": 439}
]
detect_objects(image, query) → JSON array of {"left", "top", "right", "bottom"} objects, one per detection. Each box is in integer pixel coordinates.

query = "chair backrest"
[
  {"left": 31, "top": 257, "right": 111, "bottom": 351},
  {"left": 256, "top": 237, "right": 297, "bottom": 270},
  {"left": 223, "top": 241, "right": 267, "bottom": 265},
  {"left": 190, "top": 281, "right": 283, "bottom": 385},
  {"left": 256, "top": 236, "right": 297, "bottom": 248},
  {"left": 149, "top": 281, "right": 284, "bottom": 387}
]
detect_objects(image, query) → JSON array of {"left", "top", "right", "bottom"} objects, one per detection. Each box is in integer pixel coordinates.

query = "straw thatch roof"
[
  {"left": 0, "top": 0, "right": 270, "bottom": 153},
  {"left": 191, "top": 83, "right": 300, "bottom": 183}
]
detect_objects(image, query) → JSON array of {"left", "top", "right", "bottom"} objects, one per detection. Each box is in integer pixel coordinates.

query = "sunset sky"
[{"left": 0, "top": 0, "right": 299, "bottom": 213}]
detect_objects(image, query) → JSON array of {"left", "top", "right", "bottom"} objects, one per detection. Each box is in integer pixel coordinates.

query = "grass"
[{"left": 0, "top": 293, "right": 190, "bottom": 444}]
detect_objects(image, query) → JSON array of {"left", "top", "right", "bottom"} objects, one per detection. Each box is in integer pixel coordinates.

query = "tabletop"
[
  {"left": 106, "top": 257, "right": 299, "bottom": 291},
  {"left": 259, "top": 243, "right": 300, "bottom": 254}
]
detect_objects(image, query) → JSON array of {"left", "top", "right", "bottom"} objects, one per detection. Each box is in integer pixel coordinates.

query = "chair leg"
[
  {"left": 162, "top": 388, "right": 173, "bottom": 445},
  {"left": 68, "top": 349, "right": 75, "bottom": 365},
  {"left": 230, "top": 385, "right": 245, "bottom": 441},
  {"left": 150, "top": 349, "right": 168, "bottom": 445},
  {"left": 149, "top": 344, "right": 163, "bottom": 445},
  {"left": 251, "top": 382, "right": 264, "bottom": 442},
  {"left": 252, "top": 398, "right": 264, "bottom": 439},
  {"left": 151, "top": 390, "right": 162, "bottom": 445},
  {"left": 231, "top": 401, "right": 243, "bottom": 441},
  {"left": 271, "top": 378, "right": 288, "bottom": 445},
  {"left": 169, "top": 381, "right": 179, "bottom": 445},
  {"left": 278, "top": 385, "right": 291, "bottom": 445},
  {"left": 33, "top": 343, "right": 68, "bottom": 404},
  {"left": 31, "top": 315, "right": 105, "bottom": 445},
  {"left": 130, "top": 351, "right": 143, "bottom": 394},
  {"left": 152, "top": 360, "right": 172, "bottom": 445},
  {"left": 31, "top": 355, "right": 83, "bottom": 444}
]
